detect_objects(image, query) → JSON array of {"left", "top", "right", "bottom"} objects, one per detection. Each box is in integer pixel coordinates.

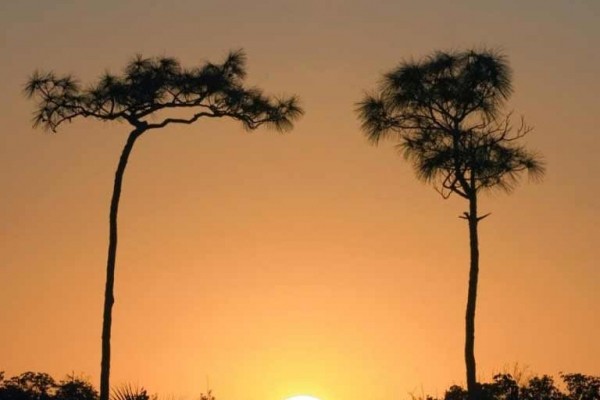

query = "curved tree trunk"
[
  {"left": 465, "top": 193, "right": 480, "bottom": 399},
  {"left": 100, "top": 129, "right": 143, "bottom": 400}
]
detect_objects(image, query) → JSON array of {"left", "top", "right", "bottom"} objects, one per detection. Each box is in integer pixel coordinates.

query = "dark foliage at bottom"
[
  {"left": 425, "top": 373, "right": 599, "bottom": 400},
  {"left": 0, "top": 372, "right": 217, "bottom": 400},
  {"left": 2, "top": 370, "right": 598, "bottom": 400},
  {"left": 0, "top": 372, "right": 96, "bottom": 400}
]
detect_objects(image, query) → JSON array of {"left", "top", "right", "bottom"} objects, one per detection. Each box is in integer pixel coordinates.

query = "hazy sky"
[{"left": 1, "top": 1, "right": 599, "bottom": 400}]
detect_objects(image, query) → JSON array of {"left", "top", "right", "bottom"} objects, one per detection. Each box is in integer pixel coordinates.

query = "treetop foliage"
[
  {"left": 358, "top": 49, "right": 513, "bottom": 139},
  {"left": 24, "top": 50, "right": 303, "bottom": 133},
  {"left": 386, "top": 50, "right": 512, "bottom": 121},
  {"left": 357, "top": 48, "right": 544, "bottom": 198}
]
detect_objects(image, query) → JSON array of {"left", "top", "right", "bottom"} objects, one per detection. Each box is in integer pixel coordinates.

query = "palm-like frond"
[{"left": 111, "top": 384, "right": 149, "bottom": 400}]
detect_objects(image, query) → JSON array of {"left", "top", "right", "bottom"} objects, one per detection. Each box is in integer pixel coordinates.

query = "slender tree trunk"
[
  {"left": 100, "top": 129, "right": 143, "bottom": 400},
  {"left": 465, "top": 193, "right": 480, "bottom": 399}
]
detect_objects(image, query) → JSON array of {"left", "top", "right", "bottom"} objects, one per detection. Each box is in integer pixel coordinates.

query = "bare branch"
[{"left": 145, "top": 112, "right": 221, "bottom": 129}]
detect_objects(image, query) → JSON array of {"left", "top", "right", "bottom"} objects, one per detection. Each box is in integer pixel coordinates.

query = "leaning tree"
[
  {"left": 25, "top": 50, "right": 303, "bottom": 400},
  {"left": 357, "top": 49, "right": 544, "bottom": 399}
]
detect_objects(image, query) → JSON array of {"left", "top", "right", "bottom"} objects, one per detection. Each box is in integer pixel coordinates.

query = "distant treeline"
[
  {"left": 419, "top": 372, "right": 599, "bottom": 400},
  {"left": 0, "top": 371, "right": 97, "bottom": 400},
  {"left": 0, "top": 371, "right": 216, "bottom": 400},
  {"left": 1, "top": 370, "right": 599, "bottom": 400}
]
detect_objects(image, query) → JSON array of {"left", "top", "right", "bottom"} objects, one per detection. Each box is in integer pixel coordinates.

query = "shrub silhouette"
[
  {"left": 1, "top": 371, "right": 598, "bottom": 400},
  {"left": 0, "top": 373, "right": 218, "bottom": 400},
  {"left": 419, "top": 373, "right": 600, "bottom": 400},
  {"left": 561, "top": 373, "right": 600, "bottom": 400},
  {"left": 55, "top": 375, "right": 97, "bottom": 400},
  {"left": 0, "top": 372, "right": 56, "bottom": 400}
]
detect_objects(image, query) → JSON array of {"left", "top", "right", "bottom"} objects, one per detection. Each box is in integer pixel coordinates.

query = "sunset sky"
[{"left": 1, "top": 1, "right": 599, "bottom": 400}]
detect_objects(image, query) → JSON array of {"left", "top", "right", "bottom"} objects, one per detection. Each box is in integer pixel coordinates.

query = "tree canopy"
[
  {"left": 357, "top": 49, "right": 544, "bottom": 199},
  {"left": 25, "top": 50, "right": 302, "bottom": 133}
]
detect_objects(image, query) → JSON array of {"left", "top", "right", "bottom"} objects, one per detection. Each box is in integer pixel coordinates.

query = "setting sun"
[{"left": 285, "top": 395, "right": 321, "bottom": 400}]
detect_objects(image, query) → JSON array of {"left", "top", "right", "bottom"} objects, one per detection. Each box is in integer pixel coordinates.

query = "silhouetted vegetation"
[
  {"left": 111, "top": 385, "right": 149, "bottom": 400},
  {"left": 357, "top": 49, "right": 545, "bottom": 399},
  {"left": 0, "top": 372, "right": 97, "bottom": 400},
  {"left": 2, "top": 371, "right": 598, "bottom": 400},
  {"left": 24, "top": 50, "right": 303, "bottom": 400},
  {"left": 417, "top": 373, "right": 600, "bottom": 400},
  {"left": 0, "top": 372, "right": 217, "bottom": 400}
]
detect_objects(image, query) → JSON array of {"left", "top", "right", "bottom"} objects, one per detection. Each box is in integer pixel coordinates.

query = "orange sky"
[{"left": 1, "top": 1, "right": 598, "bottom": 400}]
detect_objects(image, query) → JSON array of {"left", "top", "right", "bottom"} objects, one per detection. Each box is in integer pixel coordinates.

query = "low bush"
[{"left": 421, "top": 373, "right": 599, "bottom": 400}]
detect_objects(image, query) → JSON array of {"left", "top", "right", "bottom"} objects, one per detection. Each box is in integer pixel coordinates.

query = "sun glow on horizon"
[{"left": 285, "top": 395, "right": 321, "bottom": 400}]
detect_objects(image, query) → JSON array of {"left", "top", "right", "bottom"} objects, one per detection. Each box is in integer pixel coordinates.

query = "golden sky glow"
[{"left": 1, "top": 1, "right": 599, "bottom": 400}]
